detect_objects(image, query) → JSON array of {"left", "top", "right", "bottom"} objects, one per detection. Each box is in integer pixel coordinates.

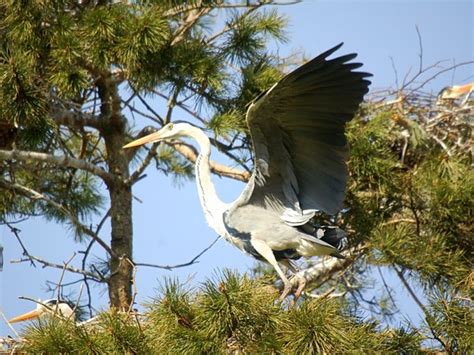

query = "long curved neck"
[{"left": 186, "top": 126, "right": 226, "bottom": 230}]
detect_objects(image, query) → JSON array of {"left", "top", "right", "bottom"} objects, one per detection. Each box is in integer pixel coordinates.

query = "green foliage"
[
  {"left": 427, "top": 296, "right": 474, "bottom": 352},
  {"left": 18, "top": 271, "right": 434, "bottom": 353},
  {"left": 21, "top": 310, "right": 150, "bottom": 354},
  {"left": 223, "top": 9, "right": 288, "bottom": 65},
  {"left": 1, "top": 1, "right": 471, "bottom": 351}
]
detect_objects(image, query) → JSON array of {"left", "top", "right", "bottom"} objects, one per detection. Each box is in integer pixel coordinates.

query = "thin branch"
[
  {"left": 0, "top": 149, "right": 115, "bottom": 185},
  {"left": 415, "top": 25, "right": 423, "bottom": 73},
  {"left": 130, "top": 85, "right": 165, "bottom": 125},
  {"left": 393, "top": 266, "right": 450, "bottom": 352},
  {"left": 0, "top": 180, "right": 116, "bottom": 257},
  {"left": 0, "top": 306, "right": 20, "bottom": 338},
  {"left": 165, "top": 87, "right": 180, "bottom": 124},
  {"left": 389, "top": 57, "right": 400, "bottom": 89},
  {"left": 127, "top": 142, "right": 160, "bottom": 185},
  {"left": 5, "top": 223, "right": 36, "bottom": 267},
  {"left": 377, "top": 266, "right": 397, "bottom": 309},
  {"left": 68, "top": 282, "right": 84, "bottom": 322},
  {"left": 408, "top": 61, "right": 474, "bottom": 93},
  {"left": 153, "top": 89, "right": 207, "bottom": 125},
  {"left": 171, "top": 7, "right": 211, "bottom": 46},
  {"left": 11, "top": 254, "right": 105, "bottom": 282},
  {"left": 134, "top": 236, "right": 220, "bottom": 270},
  {"left": 163, "top": 0, "right": 302, "bottom": 17},
  {"left": 126, "top": 258, "right": 138, "bottom": 313},
  {"left": 122, "top": 99, "right": 163, "bottom": 125},
  {"left": 54, "top": 253, "right": 77, "bottom": 316},
  {"left": 206, "top": 4, "right": 263, "bottom": 44}
]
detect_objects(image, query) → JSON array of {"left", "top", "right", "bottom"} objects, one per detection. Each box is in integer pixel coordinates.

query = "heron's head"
[
  {"left": 9, "top": 299, "right": 75, "bottom": 323},
  {"left": 438, "top": 83, "right": 474, "bottom": 100},
  {"left": 123, "top": 122, "right": 191, "bottom": 149}
]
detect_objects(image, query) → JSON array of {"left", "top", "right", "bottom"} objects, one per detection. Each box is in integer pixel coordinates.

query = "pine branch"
[
  {"left": 206, "top": 4, "right": 263, "bottom": 44},
  {"left": 0, "top": 149, "right": 115, "bottom": 184}
]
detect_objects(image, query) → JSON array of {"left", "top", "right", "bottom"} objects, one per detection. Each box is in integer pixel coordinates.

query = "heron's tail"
[
  {"left": 298, "top": 224, "right": 348, "bottom": 258},
  {"left": 320, "top": 227, "right": 347, "bottom": 251}
]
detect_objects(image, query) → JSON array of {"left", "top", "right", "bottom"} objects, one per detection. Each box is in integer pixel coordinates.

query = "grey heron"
[
  {"left": 124, "top": 43, "right": 371, "bottom": 297},
  {"left": 9, "top": 299, "right": 75, "bottom": 323}
]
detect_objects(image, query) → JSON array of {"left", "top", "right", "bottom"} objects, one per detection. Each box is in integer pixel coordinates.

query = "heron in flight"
[{"left": 125, "top": 43, "right": 371, "bottom": 297}]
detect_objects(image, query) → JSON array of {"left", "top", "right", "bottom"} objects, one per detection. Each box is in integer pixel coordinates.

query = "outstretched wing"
[{"left": 230, "top": 43, "right": 371, "bottom": 223}]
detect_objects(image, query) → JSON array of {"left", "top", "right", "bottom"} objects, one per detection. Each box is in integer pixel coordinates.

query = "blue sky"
[{"left": 1, "top": 0, "right": 472, "bottom": 336}]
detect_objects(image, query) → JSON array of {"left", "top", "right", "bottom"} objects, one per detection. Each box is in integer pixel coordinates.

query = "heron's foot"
[
  {"left": 279, "top": 274, "right": 307, "bottom": 301},
  {"left": 294, "top": 277, "right": 307, "bottom": 299},
  {"left": 280, "top": 281, "right": 293, "bottom": 301}
]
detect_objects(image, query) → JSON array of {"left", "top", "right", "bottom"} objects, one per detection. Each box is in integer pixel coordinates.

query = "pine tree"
[
  {"left": 0, "top": 0, "right": 289, "bottom": 309},
  {"left": 1, "top": 1, "right": 472, "bottom": 352}
]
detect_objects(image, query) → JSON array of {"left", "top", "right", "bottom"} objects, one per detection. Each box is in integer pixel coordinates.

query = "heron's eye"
[{"left": 168, "top": 123, "right": 174, "bottom": 130}]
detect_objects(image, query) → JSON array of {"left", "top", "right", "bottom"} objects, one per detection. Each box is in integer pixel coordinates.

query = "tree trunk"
[{"left": 103, "top": 119, "right": 133, "bottom": 309}]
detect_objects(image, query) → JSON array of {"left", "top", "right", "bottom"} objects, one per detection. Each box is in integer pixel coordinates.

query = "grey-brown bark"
[{"left": 99, "top": 73, "right": 134, "bottom": 309}]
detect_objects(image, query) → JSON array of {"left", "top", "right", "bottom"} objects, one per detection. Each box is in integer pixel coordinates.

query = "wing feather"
[{"left": 229, "top": 43, "right": 371, "bottom": 224}]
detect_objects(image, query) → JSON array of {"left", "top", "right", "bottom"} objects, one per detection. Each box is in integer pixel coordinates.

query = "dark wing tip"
[{"left": 315, "top": 42, "right": 344, "bottom": 61}]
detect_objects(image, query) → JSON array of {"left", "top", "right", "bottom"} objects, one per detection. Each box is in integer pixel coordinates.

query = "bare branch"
[
  {"left": 171, "top": 7, "right": 211, "bottom": 46},
  {"left": 129, "top": 85, "right": 165, "bottom": 125},
  {"left": 165, "top": 87, "right": 180, "bottom": 124},
  {"left": 0, "top": 180, "right": 116, "bottom": 257},
  {"left": 290, "top": 248, "right": 363, "bottom": 289},
  {"left": 169, "top": 141, "right": 250, "bottom": 182},
  {"left": 134, "top": 236, "right": 220, "bottom": 270},
  {"left": 415, "top": 25, "right": 423, "bottom": 73},
  {"left": 0, "top": 149, "right": 115, "bottom": 185},
  {"left": 153, "top": 89, "right": 207, "bottom": 125},
  {"left": 5, "top": 223, "right": 36, "bottom": 267},
  {"left": 50, "top": 108, "right": 103, "bottom": 130},
  {"left": 11, "top": 254, "right": 105, "bottom": 282},
  {"left": 389, "top": 57, "right": 400, "bottom": 89},
  {"left": 127, "top": 142, "right": 160, "bottom": 185},
  {"left": 54, "top": 253, "right": 77, "bottom": 316},
  {"left": 0, "top": 307, "right": 20, "bottom": 338}
]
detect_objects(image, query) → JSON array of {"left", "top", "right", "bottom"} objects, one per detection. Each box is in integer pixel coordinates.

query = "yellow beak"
[
  {"left": 123, "top": 132, "right": 162, "bottom": 149},
  {"left": 9, "top": 309, "right": 42, "bottom": 323}
]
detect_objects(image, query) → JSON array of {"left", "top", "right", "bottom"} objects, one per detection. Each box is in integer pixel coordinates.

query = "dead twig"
[{"left": 134, "top": 236, "right": 220, "bottom": 270}]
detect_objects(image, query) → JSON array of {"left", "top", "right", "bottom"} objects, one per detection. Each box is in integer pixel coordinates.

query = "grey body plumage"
[{"left": 124, "top": 43, "right": 371, "bottom": 297}]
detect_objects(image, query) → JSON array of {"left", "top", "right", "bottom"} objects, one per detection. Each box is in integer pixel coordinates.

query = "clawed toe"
[{"left": 279, "top": 276, "right": 307, "bottom": 301}]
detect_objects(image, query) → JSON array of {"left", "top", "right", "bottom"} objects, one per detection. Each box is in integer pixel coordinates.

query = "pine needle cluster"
[{"left": 16, "top": 271, "right": 426, "bottom": 354}]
